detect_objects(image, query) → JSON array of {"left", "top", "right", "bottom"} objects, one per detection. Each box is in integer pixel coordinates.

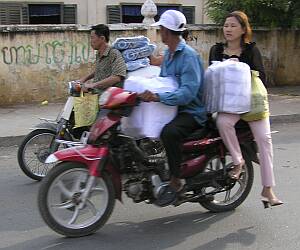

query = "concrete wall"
[{"left": 0, "top": 24, "right": 299, "bottom": 106}]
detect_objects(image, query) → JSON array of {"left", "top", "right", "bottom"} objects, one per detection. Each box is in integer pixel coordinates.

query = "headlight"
[
  {"left": 68, "top": 81, "right": 81, "bottom": 96},
  {"left": 99, "top": 91, "right": 111, "bottom": 106}
]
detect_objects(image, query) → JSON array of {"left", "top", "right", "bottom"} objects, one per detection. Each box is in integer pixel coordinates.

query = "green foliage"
[{"left": 205, "top": 0, "right": 300, "bottom": 28}]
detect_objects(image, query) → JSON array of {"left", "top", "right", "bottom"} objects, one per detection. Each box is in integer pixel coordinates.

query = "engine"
[
  {"left": 123, "top": 176, "right": 150, "bottom": 203},
  {"left": 115, "top": 137, "right": 171, "bottom": 203}
]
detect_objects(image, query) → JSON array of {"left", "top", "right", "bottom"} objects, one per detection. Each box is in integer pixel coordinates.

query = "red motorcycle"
[{"left": 38, "top": 87, "right": 258, "bottom": 237}]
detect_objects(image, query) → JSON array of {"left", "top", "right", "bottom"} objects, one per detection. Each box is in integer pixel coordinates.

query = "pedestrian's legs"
[
  {"left": 248, "top": 118, "right": 275, "bottom": 187},
  {"left": 216, "top": 113, "right": 243, "bottom": 165}
]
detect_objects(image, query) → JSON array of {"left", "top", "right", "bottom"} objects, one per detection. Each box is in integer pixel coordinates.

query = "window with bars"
[
  {"left": 0, "top": 3, "right": 77, "bottom": 25},
  {"left": 107, "top": 4, "right": 195, "bottom": 24}
]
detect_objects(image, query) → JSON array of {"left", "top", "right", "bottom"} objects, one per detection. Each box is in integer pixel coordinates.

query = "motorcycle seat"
[{"left": 184, "top": 115, "right": 251, "bottom": 142}]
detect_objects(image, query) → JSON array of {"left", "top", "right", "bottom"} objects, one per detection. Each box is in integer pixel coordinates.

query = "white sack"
[
  {"left": 203, "top": 60, "right": 251, "bottom": 114},
  {"left": 121, "top": 76, "right": 178, "bottom": 139},
  {"left": 127, "top": 65, "right": 161, "bottom": 78}
]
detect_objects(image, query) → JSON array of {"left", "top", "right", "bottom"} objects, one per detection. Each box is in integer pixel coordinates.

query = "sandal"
[{"left": 228, "top": 160, "right": 245, "bottom": 180}]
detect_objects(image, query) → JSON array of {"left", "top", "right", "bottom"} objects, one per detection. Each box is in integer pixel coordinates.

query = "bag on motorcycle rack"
[
  {"left": 203, "top": 60, "right": 252, "bottom": 114},
  {"left": 73, "top": 92, "right": 99, "bottom": 128}
]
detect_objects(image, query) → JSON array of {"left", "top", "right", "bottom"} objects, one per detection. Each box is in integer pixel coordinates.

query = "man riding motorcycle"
[
  {"left": 79, "top": 24, "right": 127, "bottom": 95},
  {"left": 139, "top": 10, "right": 207, "bottom": 193}
]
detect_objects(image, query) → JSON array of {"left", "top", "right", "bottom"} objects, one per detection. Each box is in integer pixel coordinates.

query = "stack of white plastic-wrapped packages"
[
  {"left": 112, "top": 36, "right": 156, "bottom": 71},
  {"left": 121, "top": 76, "right": 178, "bottom": 139},
  {"left": 203, "top": 60, "right": 252, "bottom": 114},
  {"left": 113, "top": 35, "right": 178, "bottom": 139}
]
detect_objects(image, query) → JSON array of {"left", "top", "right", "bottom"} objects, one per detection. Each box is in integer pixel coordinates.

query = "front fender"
[
  {"left": 33, "top": 122, "right": 57, "bottom": 132},
  {"left": 46, "top": 145, "right": 122, "bottom": 200}
]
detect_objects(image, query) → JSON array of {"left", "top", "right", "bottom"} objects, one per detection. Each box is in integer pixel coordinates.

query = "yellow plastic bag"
[
  {"left": 73, "top": 92, "right": 99, "bottom": 128},
  {"left": 241, "top": 71, "right": 269, "bottom": 122}
]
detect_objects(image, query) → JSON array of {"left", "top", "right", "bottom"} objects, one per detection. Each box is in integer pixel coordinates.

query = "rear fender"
[{"left": 46, "top": 145, "right": 122, "bottom": 200}]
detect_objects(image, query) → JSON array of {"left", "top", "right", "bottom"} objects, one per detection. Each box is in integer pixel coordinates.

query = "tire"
[
  {"left": 17, "top": 129, "right": 61, "bottom": 181},
  {"left": 199, "top": 154, "right": 254, "bottom": 212},
  {"left": 38, "top": 162, "right": 115, "bottom": 237}
]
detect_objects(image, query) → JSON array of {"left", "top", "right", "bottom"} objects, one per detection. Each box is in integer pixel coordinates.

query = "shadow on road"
[{"left": 1, "top": 210, "right": 256, "bottom": 250}]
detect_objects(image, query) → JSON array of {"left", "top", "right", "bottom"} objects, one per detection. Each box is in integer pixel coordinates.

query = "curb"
[
  {"left": 1, "top": 114, "right": 300, "bottom": 148},
  {"left": 270, "top": 114, "right": 300, "bottom": 125}
]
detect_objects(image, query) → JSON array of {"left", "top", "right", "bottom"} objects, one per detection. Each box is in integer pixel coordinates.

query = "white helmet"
[{"left": 151, "top": 10, "right": 186, "bottom": 32}]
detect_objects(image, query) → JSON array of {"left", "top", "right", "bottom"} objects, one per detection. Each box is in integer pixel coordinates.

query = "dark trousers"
[{"left": 160, "top": 113, "right": 202, "bottom": 178}]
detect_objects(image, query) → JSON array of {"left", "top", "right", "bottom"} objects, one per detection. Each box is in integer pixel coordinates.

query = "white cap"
[{"left": 151, "top": 10, "right": 186, "bottom": 32}]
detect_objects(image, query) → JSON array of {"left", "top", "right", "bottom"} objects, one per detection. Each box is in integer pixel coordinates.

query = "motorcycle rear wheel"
[
  {"left": 199, "top": 154, "right": 254, "bottom": 212},
  {"left": 17, "top": 129, "right": 63, "bottom": 181},
  {"left": 38, "top": 162, "right": 115, "bottom": 237}
]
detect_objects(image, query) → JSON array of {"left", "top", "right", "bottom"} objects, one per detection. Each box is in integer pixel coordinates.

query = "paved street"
[{"left": 0, "top": 122, "right": 299, "bottom": 250}]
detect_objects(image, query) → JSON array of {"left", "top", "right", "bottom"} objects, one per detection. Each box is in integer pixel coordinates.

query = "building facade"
[{"left": 0, "top": 0, "right": 210, "bottom": 25}]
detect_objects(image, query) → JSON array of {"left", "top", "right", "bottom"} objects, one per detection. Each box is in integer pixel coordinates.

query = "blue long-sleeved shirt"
[{"left": 158, "top": 40, "right": 207, "bottom": 125}]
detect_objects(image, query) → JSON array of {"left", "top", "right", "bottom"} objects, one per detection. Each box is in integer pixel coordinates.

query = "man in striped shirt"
[{"left": 80, "top": 24, "right": 127, "bottom": 95}]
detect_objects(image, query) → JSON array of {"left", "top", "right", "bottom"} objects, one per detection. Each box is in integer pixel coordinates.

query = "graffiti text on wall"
[{"left": 1, "top": 40, "right": 95, "bottom": 65}]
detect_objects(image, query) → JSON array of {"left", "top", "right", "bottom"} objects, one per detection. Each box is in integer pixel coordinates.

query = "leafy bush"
[{"left": 205, "top": 0, "right": 300, "bottom": 28}]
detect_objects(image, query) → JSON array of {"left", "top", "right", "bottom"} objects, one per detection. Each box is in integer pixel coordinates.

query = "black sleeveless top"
[{"left": 208, "top": 42, "right": 266, "bottom": 85}]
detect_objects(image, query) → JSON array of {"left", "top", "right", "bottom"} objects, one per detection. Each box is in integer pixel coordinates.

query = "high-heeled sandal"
[
  {"left": 261, "top": 196, "right": 284, "bottom": 209},
  {"left": 228, "top": 160, "right": 245, "bottom": 180}
]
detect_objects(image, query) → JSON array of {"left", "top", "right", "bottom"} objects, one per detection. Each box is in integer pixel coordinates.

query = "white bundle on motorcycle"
[
  {"left": 203, "top": 60, "right": 251, "bottom": 114},
  {"left": 121, "top": 76, "right": 178, "bottom": 139},
  {"left": 122, "top": 44, "right": 156, "bottom": 62},
  {"left": 112, "top": 36, "right": 150, "bottom": 50},
  {"left": 127, "top": 65, "right": 161, "bottom": 78},
  {"left": 126, "top": 57, "right": 150, "bottom": 71}
]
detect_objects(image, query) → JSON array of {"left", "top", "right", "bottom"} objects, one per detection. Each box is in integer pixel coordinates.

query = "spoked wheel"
[
  {"left": 199, "top": 154, "right": 254, "bottom": 212},
  {"left": 17, "top": 129, "right": 64, "bottom": 181},
  {"left": 38, "top": 162, "right": 115, "bottom": 237}
]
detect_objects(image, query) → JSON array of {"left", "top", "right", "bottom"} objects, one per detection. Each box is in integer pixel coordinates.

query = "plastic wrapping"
[
  {"left": 127, "top": 65, "right": 161, "bottom": 78},
  {"left": 112, "top": 36, "right": 150, "bottom": 50},
  {"left": 121, "top": 76, "right": 178, "bottom": 139},
  {"left": 203, "top": 60, "right": 251, "bottom": 114},
  {"left": 241, "top": 70, "right": 270, "bottom": 121},
  {"left": 122, "top": 44, "right": 156, "bottom": 62},
  {"left": 126, "top": 57, "right": 150, "bottom": 71}
]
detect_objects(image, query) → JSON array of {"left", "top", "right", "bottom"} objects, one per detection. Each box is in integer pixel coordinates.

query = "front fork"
[{"left": 49, "top": 118, "right": 69, "bottom": 153}]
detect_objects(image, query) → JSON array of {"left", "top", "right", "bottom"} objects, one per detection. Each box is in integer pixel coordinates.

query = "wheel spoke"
[
  {"left": 85, "top": 199, "right": 97, "bottom": 215},
  {"left": 57, "top": 180, "right": 73, "bottom": 198},
  {"left": 91, "top": 187, "right": 104, "bottom": 192},
  {"left": 237, "top": 178, "right": 245, "bottom": 189},
  {"left": 25, "top": 157, "right": 36, "bottom": 165},
  {"left": 72, "top": 173, "right": 88, "bottom": 192},
  {"left": 51, "top": 200, "right": 74, "bottom": 209},
  {"left": 68, "top": 207, "right": 80, "bottom": 225}
]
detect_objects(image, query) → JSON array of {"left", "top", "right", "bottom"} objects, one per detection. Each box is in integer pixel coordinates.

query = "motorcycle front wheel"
[
  {"left": 198, "top": 153, "right": 254, "bottom": 212},
  {"left": 17, "top": 129, "right": 64, "bottom": 181},
  {"left": 38, "top": 162, "right": 115, "bottom": 237}
]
